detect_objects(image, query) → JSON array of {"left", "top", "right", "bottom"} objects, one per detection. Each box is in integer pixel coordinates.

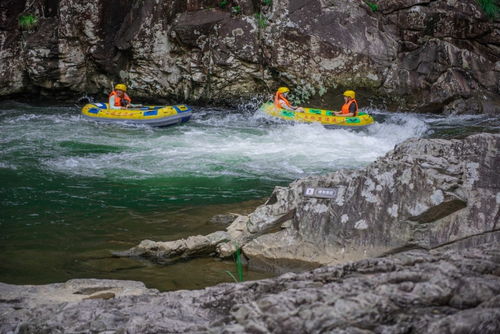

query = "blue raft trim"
[
  {"left": 87, "top": 108, "right": 100, "bottom": 114},
  {"left": 143, "top": 110, "right": 158, "bottom": 116}
]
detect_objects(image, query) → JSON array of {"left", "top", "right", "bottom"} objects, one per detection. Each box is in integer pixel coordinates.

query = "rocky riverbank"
[
  {"left": 1, "top": 243, "right": 499, "bottom": 333},
  {"left": 0, "top": 132, "right": 499, "bottom": 332},
  {"left": 117, "top": 133, "right": 500, "bottom": 274},
  {"left": 1, "top": 0, "right": 499, "bottom": 113}
]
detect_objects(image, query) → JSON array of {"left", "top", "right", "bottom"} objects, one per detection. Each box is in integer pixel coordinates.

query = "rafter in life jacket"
[
  {"left": 274, "top": 91, "right": 292, "bottom": 109},
  {"left": 109, "top": 91, "right": 131, "bottom": 107},
  {"left": 341, "top": 99, "right": 358, "bottom": 116}
]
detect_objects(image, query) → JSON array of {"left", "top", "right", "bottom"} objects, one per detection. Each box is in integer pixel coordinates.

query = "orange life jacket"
[
  {"left": 274, "top": 92, "right": 292, "bottom": 109},
  {"left": 341, "top": 99, "right": 358, "bottom": 115},
  {"left": 109, "top": 91, "right": 131, "bottom": 107}
]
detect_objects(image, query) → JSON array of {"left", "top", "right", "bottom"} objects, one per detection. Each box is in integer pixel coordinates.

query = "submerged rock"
[
  {"left": 1, "top": 243, "right": 499, "bottom": 333},
  {"left": 209, "top": 213, "right": 239, "bottom": 226},
  {"left": 121, "top": 133, "right": 500, "bottom": 273},
  {"left": 113, "top": 231, "right": 230, "bottom": 262}
]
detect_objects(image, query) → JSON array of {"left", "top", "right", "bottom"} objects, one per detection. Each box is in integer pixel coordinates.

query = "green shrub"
[
  {"left": 18, "top": 14, "right": 38, "bottom": 30},
  {"left": 232, "top": 5, "right": 241, "bottom": 14},
  {"left": 477, "top": 0, "right": 499, "bottom": 19},
  {"left": 365, "top": 1, "right": 378, "bottom": 12},
  {"left": 219, "top": 0, "right": 228, "bottom": 9},
  {"left": 262, "top": 0, "right": 272, "bottom": 6}
]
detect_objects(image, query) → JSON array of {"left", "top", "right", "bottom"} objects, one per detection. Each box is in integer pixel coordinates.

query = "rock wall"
[
  {"left": 1, "top": 0, "right": 499, "bottom": 113},
  {"left": 1, "top": 243, "right": 500, "bottom": 333}
]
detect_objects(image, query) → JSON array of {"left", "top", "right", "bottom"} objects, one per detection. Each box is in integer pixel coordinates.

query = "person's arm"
[
  {"left": 123, "top": 95, "right": 131, "bottom": 108},
  {"left": 349, "top": 102, "right": 356, "bottom": 115},
  {"left": 334, "top": 110, "right": 353, "bottom": 116},
  {"left": 279, "top": 100, "right": 293, "bottom": 110}
]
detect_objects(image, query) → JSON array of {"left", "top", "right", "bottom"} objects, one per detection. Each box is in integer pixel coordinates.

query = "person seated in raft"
[
  {"left": 274, "top": 86, "right": 304, "bottom": 112},
  {"left": 334, "top": 90, "right": 358, "bottom": 117},
  {"left": 109, "top": 83, "right": 131, "bottom": 109}
]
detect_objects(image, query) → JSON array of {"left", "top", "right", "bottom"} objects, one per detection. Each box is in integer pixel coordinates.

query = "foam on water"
[
  {"left": 0, "top": 106, "right": 433, "bottom": 182},
  {"left": 3, "top": 103, "right": 497, "bottom": 187}
]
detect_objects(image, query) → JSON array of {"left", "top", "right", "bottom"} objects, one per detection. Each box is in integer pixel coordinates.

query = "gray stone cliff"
[{"left": 1, "top": 0, "right": 499, "bottom": 113}]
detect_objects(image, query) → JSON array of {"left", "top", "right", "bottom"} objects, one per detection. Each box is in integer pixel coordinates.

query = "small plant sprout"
[{"left": 224, "top": 247, "right": 244, "bottom": 282}]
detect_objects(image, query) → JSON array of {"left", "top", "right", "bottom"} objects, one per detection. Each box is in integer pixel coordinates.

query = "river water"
[{"left": 0, "top": 101, "right": 498, "bottom": 291}]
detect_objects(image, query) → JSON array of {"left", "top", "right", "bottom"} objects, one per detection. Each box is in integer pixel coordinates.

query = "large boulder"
[
  {"left": 243, "top": 133, "right": 500, "bottom": 272},
  {"left": 1, "top": 243, "right": 499, "bottom": 333}
]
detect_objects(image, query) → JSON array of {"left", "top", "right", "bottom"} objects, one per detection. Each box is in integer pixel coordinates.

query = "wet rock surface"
[
  {"left": 113, "top": 231, "right": 230, "bottom": 262},
  {"left": 1, "top": 0, "right": 499, "bottom": 113},
  {"left": 1, "top": 243, "right": 499, "bottom": 333}
]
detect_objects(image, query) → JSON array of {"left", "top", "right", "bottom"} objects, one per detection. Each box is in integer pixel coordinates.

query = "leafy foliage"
[
  {"left": 262, "top": 0, "right": 272, "bottom": 6},
  {"left": 18, "top": 14, "right": 38, "bottom": 30},
  {"left": 219, "top": 0, "right": 228, "bottom": 9},
  {"left": 477, "top": 0, "right": 499, "bottom": 19},
  {"left": 232, "top": 5, "right": 241, "bottom": 14}
]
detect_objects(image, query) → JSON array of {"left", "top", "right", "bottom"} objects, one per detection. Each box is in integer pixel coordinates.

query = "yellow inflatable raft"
[
  {"left": 81, "top": 103, "right": 192, "bottom": 127},
  {"left": 259, "top": 102, "right": 375, "bottom": 127}
]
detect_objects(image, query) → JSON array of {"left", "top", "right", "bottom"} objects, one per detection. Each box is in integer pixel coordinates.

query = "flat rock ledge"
[
  {"left": 0, "top": 279, "right": 151, "bottom": 308},
  {"left": 1, "top": 243, "right": 500, "bottom": 333},
  {"left": 117, "top": 133, "right": 500, "bottom": 274}
]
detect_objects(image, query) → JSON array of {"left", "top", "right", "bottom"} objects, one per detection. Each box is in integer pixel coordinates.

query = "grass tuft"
[
  {"left": 224, "top": 247, "right": 244, "bottom": 282},
  {"left": 255, "top": 12, "right": 268, "bottom": 28},
  {"left": 365, "top": 1, "right": 379, "bottom": 12}
]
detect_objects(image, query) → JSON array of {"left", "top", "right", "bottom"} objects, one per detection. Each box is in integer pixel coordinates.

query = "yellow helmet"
[
  {"left": 115, "top": 83, "right": 127, "bottom": 92},
  {"left": 277, "top": 87, "right": 289, "bottom": 94},
  {"left": 343, "top": 90, "right": 355, "bottom": 99}
]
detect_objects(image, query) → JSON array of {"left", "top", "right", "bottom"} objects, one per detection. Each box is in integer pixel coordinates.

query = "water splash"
[{"left": 1, "top": 105, "right": 437, "bottom": 183}]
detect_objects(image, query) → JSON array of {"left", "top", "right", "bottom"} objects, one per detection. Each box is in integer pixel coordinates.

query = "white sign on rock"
[{"left": 304, "top": 187, "right": 337, "bottom": 199}]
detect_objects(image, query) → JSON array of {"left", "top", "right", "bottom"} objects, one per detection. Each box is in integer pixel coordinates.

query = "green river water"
[{"left": 0, "top": 100, "right": 498, "bottom": 291}]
